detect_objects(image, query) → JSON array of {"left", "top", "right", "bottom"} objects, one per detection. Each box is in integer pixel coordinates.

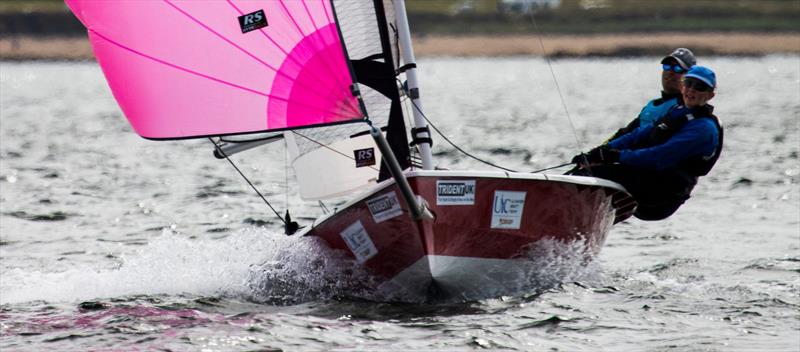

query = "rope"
[
  {"left": 290, "top": 130, "right": 381, "bottom": 173},
  {"left": 407, "top": 99, "right": 518, "bottom": 172},
  {"left": 527, "top": 11, "right": 590, "bottom": 176},
  {"left": 530, "top": 162, "right": 575, "bottom": 174},
  {"left": 406, "top": 98, "right": 569, "bottom": 174},
  {"left": 284, "top": 138, "right": 289, "bottom": 212},
  {"left": 208, "top": 138, "right": 286, "bottom": 226}
]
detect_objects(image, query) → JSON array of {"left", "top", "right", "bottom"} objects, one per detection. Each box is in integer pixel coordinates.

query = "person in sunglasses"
[
  {"left": 572, "top": 66, "right": 723, "bottom": 221},
  {"left": 607, "top": 48, "right": 696, "bottom": 141}
]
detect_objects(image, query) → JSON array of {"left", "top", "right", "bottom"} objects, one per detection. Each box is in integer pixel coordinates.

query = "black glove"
[
  {"left": 585, "top": 145, "right": 620, "bottom": 164},
  {"left": 571, "top": 153, "right": 589, "bottom": 165}
]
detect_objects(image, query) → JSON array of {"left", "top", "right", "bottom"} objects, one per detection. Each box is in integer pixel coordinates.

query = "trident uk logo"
[{"left": 238, "top": 10, "right": 268, "bottom": 33}]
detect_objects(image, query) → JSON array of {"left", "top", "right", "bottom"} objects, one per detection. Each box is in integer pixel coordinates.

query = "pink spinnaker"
[{"left": 66, "top": 0, "right": 363, "bottom": 139}]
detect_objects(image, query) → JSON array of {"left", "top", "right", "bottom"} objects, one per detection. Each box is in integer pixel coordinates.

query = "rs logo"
[
  {"left": 354, "top": 147, "right": 376, "bottom": 167},
  {"left": 238, "top": 10, "right": 268, "bottom": 33},
  {"left": 357, "top": 149, "right": 373, "bottom": 160},
  {"left": 242, "top": 12, "right": 263, "bottom": 25}
]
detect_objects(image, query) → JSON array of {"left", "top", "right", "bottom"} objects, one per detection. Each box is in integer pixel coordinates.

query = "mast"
[{"left": 393, "top": 0, "right": 434, "bottom": 170}]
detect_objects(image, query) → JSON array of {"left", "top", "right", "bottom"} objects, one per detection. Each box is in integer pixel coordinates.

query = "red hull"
[{"left": 302, "top": 170, "right": 635, "bottom": 300}]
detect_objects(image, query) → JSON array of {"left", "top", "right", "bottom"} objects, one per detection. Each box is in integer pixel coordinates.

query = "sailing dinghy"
[{"left": 66, "top": 0, "right": 636, "bottom": 301}]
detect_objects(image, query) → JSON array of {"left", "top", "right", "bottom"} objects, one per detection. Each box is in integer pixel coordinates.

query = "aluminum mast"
[{"left": 393, "top": 0, "right": 433, "bottom": 170}]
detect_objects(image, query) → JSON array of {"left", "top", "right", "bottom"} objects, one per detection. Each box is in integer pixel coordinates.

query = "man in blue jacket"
[
  {"left": 573, "top": 66, "right": 723, "bottom": 221},
  {"left": 608, "top": 48, "right": 696, "bottom": 141}
]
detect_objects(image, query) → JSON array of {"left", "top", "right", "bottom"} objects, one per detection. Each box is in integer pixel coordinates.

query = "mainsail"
[{"left": 66, "top": 0, "right": 365, "bottom": 139}]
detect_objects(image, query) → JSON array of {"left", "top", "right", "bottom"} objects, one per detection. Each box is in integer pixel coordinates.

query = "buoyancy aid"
[
  {"left": 637, "top": 92, "right": 682, "bottom": 126},
  {"left": 648, "top": 104, "right": 724, "bottom": 177},
  {"left": 607, "top": 93, "right": 684, "bottom": 142}
]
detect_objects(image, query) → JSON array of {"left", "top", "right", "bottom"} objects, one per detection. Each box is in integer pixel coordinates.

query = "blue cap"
[{"left": 684, "top": 66, "right": 716, "bottom": 89}]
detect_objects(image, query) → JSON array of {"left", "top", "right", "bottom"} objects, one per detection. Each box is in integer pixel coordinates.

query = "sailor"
[
  {"left": 607, "top": 48, "right": 697, "bottom": 141},
  {"left": 572, "top": 66, "right": 723, "bottom": 221}
]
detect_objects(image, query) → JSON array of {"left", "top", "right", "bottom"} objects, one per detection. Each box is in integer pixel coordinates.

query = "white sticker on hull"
[
  {"left": 436, "top": 180, "right": 476, "bottom": 205},
  {"left": 491, "top": 191, "right": 527, "bottom": 229},
  {"left": 340, "top": 220, "right": 378, "bottom": 263},
  {"left": 367, "top": 191, "right": 403, "bottom": 223}
]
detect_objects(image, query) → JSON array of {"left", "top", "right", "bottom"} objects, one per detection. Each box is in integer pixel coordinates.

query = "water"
[{"left": 1, "top": 56, "right": 798, "bottom": 351}]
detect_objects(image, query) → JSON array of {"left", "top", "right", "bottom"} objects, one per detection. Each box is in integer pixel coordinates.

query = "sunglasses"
[
  {"left": 662, "top": 64, "right": 687, "bottom": 74},
  {"left": 683, "top": 78, "right": 713, "bottom": 92}
]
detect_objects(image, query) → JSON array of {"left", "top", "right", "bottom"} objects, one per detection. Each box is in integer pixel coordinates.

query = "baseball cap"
[
  {"left": 661, "top": 48, "right": 696, "bottom": 70},
  {"left": 684, "top": 66, "right": 716, "bottom": 89}
]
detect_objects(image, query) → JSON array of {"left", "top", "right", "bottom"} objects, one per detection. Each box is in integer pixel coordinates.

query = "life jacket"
[
  {"left": 648, "top": 104, "right": 724, "bottom": 176},
  {"left": 637, "top": 93, "right": 682, "bottom": 126},
  {"left": 606, "top": 93, "right": 683, "bottom": 142}
]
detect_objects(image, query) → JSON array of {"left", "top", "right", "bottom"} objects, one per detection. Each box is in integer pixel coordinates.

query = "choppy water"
[{"left": 1, "top": 56, "right": 798, "bottom": 351}]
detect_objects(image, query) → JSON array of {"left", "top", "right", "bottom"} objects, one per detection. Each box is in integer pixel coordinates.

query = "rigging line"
[
  {"left": 208, "top": 138, "right": 286, "bottom": 226},
  {"left": 284, "top": 138, "right": 290, "bottom": 212},
  {"left": 318, "top": 200, "right": 329, "bottom": 214},
  {"left": 530, "top": 162, "right": 574, "bottom": 174},
  {"left": 290, "top": 130, "right": 382, "bottom": 173},
  {"left": 527, "top": 12, "right": 587, "bottom": 157},
  {"left": 405, "top": 97, "right": 518, "bottom": 173}
]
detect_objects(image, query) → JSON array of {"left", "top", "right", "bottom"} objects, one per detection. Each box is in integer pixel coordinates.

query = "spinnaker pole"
[{"left": 394, "top": 0, "right": 433, "bottom": 170}]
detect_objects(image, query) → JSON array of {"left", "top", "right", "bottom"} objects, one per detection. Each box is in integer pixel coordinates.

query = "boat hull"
[{"left": 302, "top": 170, "right": 635, "bottom": 301}]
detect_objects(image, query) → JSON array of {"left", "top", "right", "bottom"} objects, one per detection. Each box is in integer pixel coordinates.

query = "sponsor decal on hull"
[
  {"left": 367, "top": 191, "right": 403, "bottom": 223},
  {"left": 340, "top": 220, "right": 378, "bottom": 263},
  {"left": 436, "top": 180, "right": 476, "bottom": 205},
  {"left": 491, "top": 191, "right": 527, "bottom": 229}
]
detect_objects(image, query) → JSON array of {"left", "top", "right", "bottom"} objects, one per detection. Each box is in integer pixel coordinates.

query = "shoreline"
[
  {"left": 1, "top": 32, "right": 799, "bottom": 61},
  {"left": 413, "top": 32, "right": 800, "bottom": 57}
]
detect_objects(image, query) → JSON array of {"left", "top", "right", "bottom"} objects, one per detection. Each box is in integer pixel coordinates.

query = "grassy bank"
[
  {"left": 1, "top": 0, "right": 799, "bottom": 35},
  {"left": 406, "top": 0, "right": 800, "bottom": 34},
  {"left": 1, "top": 0, "right": 798, "bottom": 60},
  {"left": 2, "top": 32, "right": 798, "bottom": 61},
  {"left": 413, "top": 32, "right": 800, "bottom": 57}
]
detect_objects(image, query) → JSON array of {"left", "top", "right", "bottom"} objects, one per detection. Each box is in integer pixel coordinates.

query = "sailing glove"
[
  {"left": 585, "top": 145, "right": 620, "bottom": 164},
  {"left": 572, "top": 146, "right": 620, "bottom": 165},
  {"left": 571, "top": 153, "right": 589, "bottom": 165}
]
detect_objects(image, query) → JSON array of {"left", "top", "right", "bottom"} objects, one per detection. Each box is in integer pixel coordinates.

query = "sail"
[
  {"left": 66, "top": 0, "right": 364, "bottom": 139},
  {"left": 288, "top": 0, "right": 412, "bottom": 200}
]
